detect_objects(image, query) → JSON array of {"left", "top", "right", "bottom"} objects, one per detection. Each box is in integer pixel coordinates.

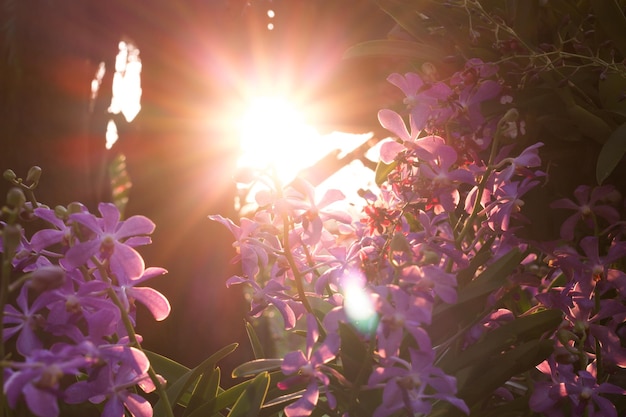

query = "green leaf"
[
  {"left": 232, "top": 359, "right": 283, "bottom": 378},
  {"left": 153, "top": 343, "right": 238, "bottom": 417},
  {"left": 458, "top": 339, "right": 554, "bottom": 408},
  {"left": 566, "top": 104, "right": 612, "bottom": 144},
  {"left": 145, "top": 350, "right": 190, "bottom": 387},
  {"left": 343, "top": 39, "right": 447, "bottom": 63},
  {"left": 433, "top": 340, "right": 554, "bottom": 416},
  {"left": 374, "top": 160, "right": 396, "bottom": 187},
  {"left": 374, "top": 0, "right": 429, "bottom": 40},
  {"left": 245, "top": 321, "right": 265, "bottom": 360},
  {"left": 186, "top": 379, "right": 255, "bottom": 417},
  {"left": 592, "top": 0, "right": 626, "bottom": 57},
  {"left": 439, "top": 309, "right": 562, "bottom": 374},
  {"left": 596, "top": 122, "right": 626, "bottom": 184},
  {"left": 338, "top": 322, "right": 371, "bottom": 383},
  {"left": 183, "top": 367, "right": 221, "bottom": 417},
  {"left": 429, "top": 249, "right": 524, "bottom": 344},
  {"left": 227, "top": 372, "right": 271, "bottom": 417}
]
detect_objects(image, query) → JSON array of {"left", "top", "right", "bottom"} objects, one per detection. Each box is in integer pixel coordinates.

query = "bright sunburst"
[{"left": 237, "top": 95, "right": 320, "bottom": 183}]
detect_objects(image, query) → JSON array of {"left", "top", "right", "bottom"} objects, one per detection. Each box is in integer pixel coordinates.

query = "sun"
[{"left": 236, "top": 95, "right": 321, "bottom": 183}]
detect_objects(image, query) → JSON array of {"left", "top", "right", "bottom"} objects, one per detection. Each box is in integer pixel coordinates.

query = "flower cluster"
[
  {"left": 1, "top": 197, "right": 169, "bottom": 417},
  {"left": 212, "top": 60, "right": 626, "bottom": 417}
]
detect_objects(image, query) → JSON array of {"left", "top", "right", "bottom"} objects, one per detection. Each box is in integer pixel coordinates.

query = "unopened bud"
[
  {"left": 28, "top": 266, "right": 67, "bottom": 292},
  {"left": 2, "top": 224, "right": 23, "bottom": 256},
  {"left": 3, "top": 169, "right": 17, "bottom": 182},
  {"left": 6, "top": 187, "right": 26, "bottom": 209},
  {"left": 67, "top": 202, "right": 86, "bottom": 214},
  {"left": 54, "top": 205, "right": 68, "bottom": 220},
  {"left": 26, "top": 166, "right": 42, "bottom": 185}
]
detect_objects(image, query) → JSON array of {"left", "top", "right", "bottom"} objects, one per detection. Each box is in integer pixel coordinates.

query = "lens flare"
[{"left": 342, "top": 270, "right": 377, "bottom": 334}]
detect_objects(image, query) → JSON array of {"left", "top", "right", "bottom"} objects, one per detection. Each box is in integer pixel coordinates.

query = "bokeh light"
[{"left": 342, "top": 269, "right": 378, "bottom": 334}]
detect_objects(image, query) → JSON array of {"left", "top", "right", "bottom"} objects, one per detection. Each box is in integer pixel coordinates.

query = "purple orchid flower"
[
  {"left": 282, "top": 177, "right": 353, "bottom": 246},
  {"left": 368, "top": 348, "right": 468, "bottom": 417},
  {"left": 4, "top": 347, "right": 87, "bottom": 417},
  {"left": 226, "top": 275, "right": 303, "bottom": 329},
  {"left": 550, "top": 185, "right": 621, "bottom": 241},
  {"left": 278, "top": 313, "right": 338, "bottom": 417},
  {"left": 3, "top": 285, "right": 50, "bottom": 355},
  {"left": 63, "top": 203, "right": 155, "bottom": 279},
  {"left": 372, "top": 285, "right": 432, "bottom": 359},
  {"left": 209, "top": 214, "right": 279, "bottom": 279},
  {"left": 65, "top": 346, "right": 154, "bottom": 417},
  {"left": 113, "top": 266, "right": 170, "bottom": 323}
]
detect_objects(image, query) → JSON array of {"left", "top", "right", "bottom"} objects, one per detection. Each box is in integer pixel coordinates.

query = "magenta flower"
[
  {"left": 368, "top": 348, "right": 468, "bottom": 417},
  {"left": 550, "top": 185, "right": 620, "bottom": 241},
  {"left": 4, "top": 348, "right": 86, "bottom": 417},
  {"left": 372, "top": 285, "right": 432, "bottom": 359},
  {"left": 209, "top": 214, "right": 279, "bottom": 279},
  {"left": 386, "top": 72, "right": 454, "bottom": 131},
  {"left": 3, "top": 285, "right": 49, "bottom": 355},
  {"left": 114, "top": 266, "right": 170, "bottom": 322},
  {"left": 282, "top": 177, "right": 353, "bottom": 246},
  {"left": 278, "top": 314, "right": 338, "bottom": 417},
  {"left": 530, "top": 361, "right": 625, "bottom": 417},
  {"left": 65, "top": 346, "right": 153, "bottom": 417},
  {"left": 63, "top": 203, "right": 155, "bottom": 279},
  {"left": 226, "top": 275, "right": 302, "bottom": 329}
]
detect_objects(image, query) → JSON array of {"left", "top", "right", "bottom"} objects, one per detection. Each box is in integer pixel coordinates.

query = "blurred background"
[{"left": 0, "top": 0, "right": 395, "bottom": 375}]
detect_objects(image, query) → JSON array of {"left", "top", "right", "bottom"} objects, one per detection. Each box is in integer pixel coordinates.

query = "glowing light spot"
[
  {"left": 267, "top": 9, "right": 275, "bottom": 18},
  {"left": 237, "top": 96, "right": 319, "bottom": 183},
  {"left": 342, "top": 270, "right": 377, "bottom": 334},
  {"left": 105, "top": 119, "right": 118, "bottom": 150},
  {"left": 109, "top": 41, "right": 142, "bottom": 123},
  {"left": 267, "top": 23, "right": 274, "bottom": 30}
]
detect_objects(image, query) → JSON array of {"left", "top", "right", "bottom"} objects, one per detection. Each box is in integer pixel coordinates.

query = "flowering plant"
[{"left": 2, "top": 1, "right": 626, "bottom": 417}]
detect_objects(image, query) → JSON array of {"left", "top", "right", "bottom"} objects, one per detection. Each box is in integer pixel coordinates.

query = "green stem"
[
  {"left": 106, "top": 286, "right": 174, "bottom": 417},
  {"left": 91, "top": 256, "right": 173, "bottom": 417}
]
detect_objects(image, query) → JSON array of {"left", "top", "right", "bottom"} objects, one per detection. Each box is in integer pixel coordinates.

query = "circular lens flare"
[{"left": 342, "top": 270, "right": 377, "bottom": 334}]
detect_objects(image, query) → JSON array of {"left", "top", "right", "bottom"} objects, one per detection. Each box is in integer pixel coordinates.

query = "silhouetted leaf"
[{"left": 597, "top": 122, "right": 626, "bottom": 184}]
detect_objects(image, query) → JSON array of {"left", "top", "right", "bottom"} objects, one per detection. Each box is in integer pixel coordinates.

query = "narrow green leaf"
[
  {"left": 374, "top": 160, "right": 396, "bottom": 187},
  {"left": 182, "top": 367, "right": 222, "bottom": 417},
  {"left": 375, "top": 0, "right": 429, "bottom": 40},
  {"left": 343, "top": 39, "right": 446, "bottom": 63},
  {"left": 153, "top": 343, "right": 238, "bottom": 416},
  {"left": 187, "top": 379, "right": 255, "bottom": 417},
  {"left": 434, "top": 249, "right": 523, "bottom": 318},
  {"left": 457, "top": 340, "right": 554, "bottom": 408},
  {"left": 429, "top": 249, "right": 523, "bottom": 344},
  {"left": 566, "top": 104, "right": 612, "bottom": 144},
  {"left": 338, "top": 322, "right": 371, "bottom": 383},
  {"left": 145, "top": 350, "right": 190, "bottom": 387},
  {"left": 232, "top": 359, "right": 283, "bottom": 378},
  {"left": 439, "top": 309, "right": 562, "bottom": 374},
  {"left": 227, "top": 372, "right": 271, "bottom": 417},
  {"left": 596, "top": 122, "right": 626, "bottom": 184},
  {"left": 245, "top": 321, "right": 265, "bottom": 360}
]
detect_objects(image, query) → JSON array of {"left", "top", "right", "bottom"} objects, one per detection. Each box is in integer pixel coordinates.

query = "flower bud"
[
  {"left": 28, "top": 266, "right": 67, "bottom": 292},
  {"left": 67, "top": 202, "right": 86, "bottom": 214},
  {"left": 6, "top": 187, "right": 26, "bottom": 209},
  {"left": 2, "top": 224, "right": 23, "bottom": 256},
  {"left": 54, "top": 205, "right": 69, "bottom": 220},
  {"left": 26, "top": 166, "right": 42, "bottom": 185},
  {"left": 3, "top": 169, "right": 17, "bottom": 182}
]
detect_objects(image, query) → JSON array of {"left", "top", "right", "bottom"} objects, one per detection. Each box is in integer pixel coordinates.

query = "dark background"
[{"left": 0, "top": 0, "right": 393, "bottom": 375}]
